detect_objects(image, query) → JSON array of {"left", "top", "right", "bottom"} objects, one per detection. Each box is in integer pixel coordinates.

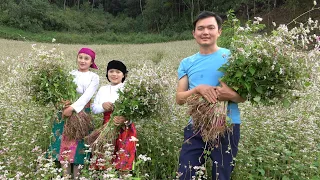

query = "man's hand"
[
  {"left": 196, "top": 84, "right": 218, "bottom": 103},
  {"left": 102, "top": 102, "right": 114, "bottom": 112},
  {"left": 216, "top": 80, "right": 245, "bottom": 103},
  {"left": 113, "top": 116, "right": 126, "bottom": 126}
]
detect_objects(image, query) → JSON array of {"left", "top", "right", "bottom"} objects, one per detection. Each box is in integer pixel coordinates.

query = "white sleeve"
[
  {"left": 71, "top": 74, "right": 99, "bottom": 113},
  {"left": 91, "top": 87, "right": 105, "bottom": 114}
]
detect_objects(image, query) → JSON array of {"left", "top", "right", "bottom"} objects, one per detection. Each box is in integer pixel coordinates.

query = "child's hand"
[
  {"left": 113, "top": 116, "right": 126, "bottom": 126},
  {"left": 102, "top": 102, "right": 114, "bottom": 112},
  {"left": 62, "top": 106, "right": 74, "bottom": 118}
]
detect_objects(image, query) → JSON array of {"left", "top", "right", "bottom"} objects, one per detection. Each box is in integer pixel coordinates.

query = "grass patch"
[{"left": 0, "top": 26, "right": 193, "bottom": 44}]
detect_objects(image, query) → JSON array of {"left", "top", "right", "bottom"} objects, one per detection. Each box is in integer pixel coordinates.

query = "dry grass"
[
  {"left": 0, "top": 38, "right": 197, "bottom": 105},
  {"left": 0, "top": 38, "right": 197, "bottom": 74}
]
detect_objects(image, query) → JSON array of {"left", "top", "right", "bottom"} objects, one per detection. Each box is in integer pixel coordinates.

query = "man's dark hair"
[{"left": 193, "top": 11, "right": 223, "bottom": 30}]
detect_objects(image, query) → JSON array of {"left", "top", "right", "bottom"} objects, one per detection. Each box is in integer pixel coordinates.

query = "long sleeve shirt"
[
  {"left": 91, "top": 83, "right": 125, "bottom": 114},
  {"left": 70, "top": 70, "right": 100, "bottom": 113}
]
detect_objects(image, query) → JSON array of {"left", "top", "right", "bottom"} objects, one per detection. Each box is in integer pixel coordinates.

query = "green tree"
[{"left": 125, "top": 0, "right": 145, "bottom": 18}]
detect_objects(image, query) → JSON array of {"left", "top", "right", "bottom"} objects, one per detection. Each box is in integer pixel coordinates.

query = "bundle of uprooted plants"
[
  {"left": 187, "top": 94, "right": 231, "bottom": 147},
  {"left": 187, "top": 12, "right": 317, "bottom": 145},
  {"left": 27, "top": 45, "right": 93, "bottom": 141},
  {"left": 85, "top": 64, "right": 165, "bottom": 165},
  {"left": 61, "top": 100, "right": 94, "bottom": 141}
]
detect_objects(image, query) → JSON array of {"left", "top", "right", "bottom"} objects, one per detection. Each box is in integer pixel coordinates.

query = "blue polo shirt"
[{"left": 178, "top": 48, "right": 241, "bottom": 124}]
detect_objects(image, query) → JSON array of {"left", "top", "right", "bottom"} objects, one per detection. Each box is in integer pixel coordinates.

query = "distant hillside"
[{"left": 0, "top": 0, "right": 318, "bottom": 44}]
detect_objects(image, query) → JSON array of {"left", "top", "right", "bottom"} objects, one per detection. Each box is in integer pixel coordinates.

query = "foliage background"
[{"left": 0, "top": 0, "right": 319, "bottom": 44}]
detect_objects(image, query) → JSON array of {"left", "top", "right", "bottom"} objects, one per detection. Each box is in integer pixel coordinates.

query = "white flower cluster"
[
  {"left": 138, "top": 154, "right": 151, "bottom": 162},
  {"left": 114, "top": 63, "right": 167, "bottom": 121},
  {"left": 223, "top": 13, "right": 320, "bottom": 104}
]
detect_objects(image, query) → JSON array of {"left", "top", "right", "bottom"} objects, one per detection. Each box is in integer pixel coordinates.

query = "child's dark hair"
[
  {"left": 193, "top": 11, "right": 223, "bottom": 30},
  {"left": 106, "top": 60, "right": 128, "bottom": 83}
]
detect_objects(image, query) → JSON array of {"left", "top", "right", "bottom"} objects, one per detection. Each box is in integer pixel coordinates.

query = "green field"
[{"left": 0, "top": 38, "right": 319, "bottom": 179}]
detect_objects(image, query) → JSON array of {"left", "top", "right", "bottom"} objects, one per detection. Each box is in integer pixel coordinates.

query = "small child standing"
[
  {"left": 91, "top": 60, "right": 137, "bottom": 174},
  {"left": 47, "top": 48, "right": 99, "bottom": 179}
]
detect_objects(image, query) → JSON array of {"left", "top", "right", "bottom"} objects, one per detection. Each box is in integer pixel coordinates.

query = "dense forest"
[{"left": 0, "top": 0, "right": 317, "bottom": 35}]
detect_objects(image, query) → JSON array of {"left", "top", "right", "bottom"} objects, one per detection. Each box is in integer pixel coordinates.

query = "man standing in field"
[{"left": 176, "top": 11, "right": 245, "bottom": 180}]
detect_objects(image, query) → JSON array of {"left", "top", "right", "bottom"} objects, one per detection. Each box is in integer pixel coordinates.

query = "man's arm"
[
  {"left": 176, "top": 75, "right": 218, "bottom": 105},
  {"left": 176, "top": 76, "right": 196, "bottom": 105}
]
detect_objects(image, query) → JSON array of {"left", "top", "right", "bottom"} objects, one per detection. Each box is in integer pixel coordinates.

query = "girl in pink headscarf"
[{"left": 47, "top": 48, "right": 99, "bottom": 179}]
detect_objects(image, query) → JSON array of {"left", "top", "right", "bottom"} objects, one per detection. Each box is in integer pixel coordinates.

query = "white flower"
[
  {"left": 129, "top": 136, "right": 139, "bottom": 142},
  {"left": 52, "top": 38, "right": 56, "bottom": 43},
  {"left": 138, "top": 154, "right": 151, "bottom": 161},
  {"left": 254, "top": 17, "right": 263, "bottom": 22},
  {"left": 84, "top": 144, "right": 90, "bottom": 148},
  {"left": 238, "top": 27, "right": 245, "bottom": 31},
  {"left": 103, "top": 174, "right": 115, "bottom": 178},
  {"left": 257, "top": 58, "right": 262, "bottom": 63},
  {"left": 279, "top": 68, "right": 283, "bottom": 75},
  {"left": 314, "top": 0, "right": 317, "bottom": 6},
  {"left": 31, "top": 146, "right": 40, "bottom": 152}
]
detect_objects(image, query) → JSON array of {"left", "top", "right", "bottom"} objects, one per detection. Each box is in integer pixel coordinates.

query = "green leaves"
[
  {"left": 27, "top": 46, "right": 77, "bottom": 109},
  {"left": 304, "top": 81, "right": 311, "bottom": 87},
  {"left": 111, "top": 65, "right": 165, "bottom": 123},
  {"left": 282, "top": 98, "right": 291, "bottom": 108},
  {"left": 253, "top": 96, "right": 261, "bottom": 102},
  {"left": 282, "top": 176, "right": 290, "bottom": 180},
  {"left": 257, "top": 168, "right": 265, "bottom": 176},
  {"left": 218, "top": 12, "right": 310, "bottom": 106},
  {"left": 249, "top": 66, "right": 256, "bottom": 75},
  {"left": 235, "top": 71, "right": 243, "bottom": 78},
  {"left": 255, "top": 86, "right": 263, "bottom": 94}
]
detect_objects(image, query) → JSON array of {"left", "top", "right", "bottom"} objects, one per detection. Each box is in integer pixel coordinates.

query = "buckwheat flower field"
[{"left": 0, "top": 36, "right": 319, "bottom": 179}]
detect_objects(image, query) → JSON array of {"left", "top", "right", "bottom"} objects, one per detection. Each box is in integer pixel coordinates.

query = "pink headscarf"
[{"left": 78, "top": 48, "right": 98, "bottom": 69}]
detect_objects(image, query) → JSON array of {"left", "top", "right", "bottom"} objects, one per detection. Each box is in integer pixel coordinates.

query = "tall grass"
[{"left": 0, "top": 26, "right": 193, "bottom": 44}]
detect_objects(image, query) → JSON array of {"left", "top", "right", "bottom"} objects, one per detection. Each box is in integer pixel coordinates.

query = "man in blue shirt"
[{"left": 176, "top": 11, "right": 245, "bottom": 180}]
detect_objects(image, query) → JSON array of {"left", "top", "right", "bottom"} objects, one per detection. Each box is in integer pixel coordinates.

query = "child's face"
[
  {"left": 108, "top": 69, "right": 124, "bottom": 85},
  {"left": 77, "top": 53, "right": 92, "bottom": 72}
]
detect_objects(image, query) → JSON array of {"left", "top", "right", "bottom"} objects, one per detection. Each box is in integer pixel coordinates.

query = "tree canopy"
[{"left": 0, "top": 0, "right": 315, "bottom": 34}]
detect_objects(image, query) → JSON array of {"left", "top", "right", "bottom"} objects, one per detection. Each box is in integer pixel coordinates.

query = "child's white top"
[
  {"left": 70, "top": 70, "right": 100, "bottom": 113},
  {"left": 91, "top": 83, "right": 125, "bottom": 114}
]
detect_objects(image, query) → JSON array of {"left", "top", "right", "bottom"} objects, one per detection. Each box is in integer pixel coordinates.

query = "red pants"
[{"left": 91, "top": 111, "right": 137, "bottom": 171}]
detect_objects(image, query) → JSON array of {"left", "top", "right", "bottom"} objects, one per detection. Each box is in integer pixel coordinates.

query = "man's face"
[{"left": 192, "top": 17, "right": 222, "bottom": 47}]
